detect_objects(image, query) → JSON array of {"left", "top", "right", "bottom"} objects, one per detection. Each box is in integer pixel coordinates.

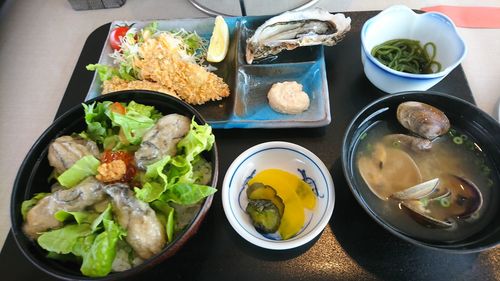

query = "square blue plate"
[{"left": 86, "top": 16, "right": 330, "bottom": 129}]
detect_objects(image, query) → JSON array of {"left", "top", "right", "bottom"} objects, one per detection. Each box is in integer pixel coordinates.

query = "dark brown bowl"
[
  {"left": 342, "top": 91, "right": 500, "bottom": 253},
  {"left": 10, "top": 90, "right": 219, "bottom": 280}
]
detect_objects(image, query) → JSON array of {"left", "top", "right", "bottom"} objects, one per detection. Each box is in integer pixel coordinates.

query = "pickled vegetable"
[
  {"left": 247, "top": 169, "right": 317, "bottom": 240},
  {"left": 246, "top": 182, "right": 285, "bottom": 216},
  {"left": 246, "top": 199, "right": 281, "bottom": 233},
  {"left": 248, "top": 169, "right": 316, "bottom": 210}
]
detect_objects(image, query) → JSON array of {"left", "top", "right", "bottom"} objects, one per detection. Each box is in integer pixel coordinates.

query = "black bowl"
[
  {"left": 342, "top": 91, "right": 500, "bottom": 253},
  {"left": 10, "top": 90, "right": 219, "bottom": 280}
]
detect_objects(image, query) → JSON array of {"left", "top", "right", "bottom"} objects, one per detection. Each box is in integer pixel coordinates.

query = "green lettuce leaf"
[
  {"left": 86, "top": 64, "right": 119, "bottom": 81},
  {"left": 177, "top": 119, "right": 214, "bottom": 162},
  {"left": 134, "top": 119, "right": 216, "bottom": 205},
  {"left": 71, "top": 234, "right": 97, "bottom": 258},
  {"left": 80, "top": 219, "right": 126, "bottom": 277},
  {"left": 160, "top": 183, "right": 217, "bottom": 205},
  {"left": 86, "top": 64, "right": 135, "bottom": 81},
  {"left": 38, "top": 224, "right": 93, "bottom": 254},
  {"left": 151, "top": 200, "right": 175, "bottom": 242},
  {"left": 134, "top": 156, "right": 171, "bottom": 202},
  {"left": 80, "top": 101, "right": 113, "bottom": 144},
  {"left": 165, "top": 155, "right": 192, "bottom": 184},
  {"left": 90, "top": 204, "right": 113, "bottom": 232},
  {"left": 107, "top": 110, "right": 156, "bottom": 145},
  {"left": 54, "top": 210, "right": 98, "bottom": 225},
  {"left": 126, "top": 101, "right": 162, "bottom": 120},
  {"left": 21, "top": 193, "right": 50, "bottom": 220},
  {"left": 57, "top": 155, "right": 100, "bottom": 188}
]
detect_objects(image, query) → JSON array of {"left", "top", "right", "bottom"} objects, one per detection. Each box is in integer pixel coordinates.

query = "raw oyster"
[
  {"left": 105, "top": 183, "right": 166, "bottom": 259},
  {"left": 134, "top": 113, "right": 190, "bottom": 170},
  {"left": 48, "top": 135, "right": 100, "bottom": 174},
  {"left": 245, "top": 8, "right": 351, "bottom": 64}
]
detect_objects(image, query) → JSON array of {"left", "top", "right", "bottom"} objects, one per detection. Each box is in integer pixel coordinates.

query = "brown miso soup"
[{"left": 354, "top": 120, "right": 498, "bottom": 242}]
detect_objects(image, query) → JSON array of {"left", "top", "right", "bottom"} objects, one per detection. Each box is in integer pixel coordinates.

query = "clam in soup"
[{"left": 355, "top": 102, "right": 498, "bottom": 242}]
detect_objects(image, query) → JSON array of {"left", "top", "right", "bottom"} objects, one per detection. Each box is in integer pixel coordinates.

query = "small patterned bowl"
[
  {"left": 222, "top": 141, "right": 334, "bottom": 250},
  {"left": 361, "top": 5, "right": 467, "bottom": 93}
]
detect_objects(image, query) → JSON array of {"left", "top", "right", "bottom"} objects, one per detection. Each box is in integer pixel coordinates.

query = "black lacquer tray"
[{"left": 2, "top": 11, "right": 499, "bottom": 281}]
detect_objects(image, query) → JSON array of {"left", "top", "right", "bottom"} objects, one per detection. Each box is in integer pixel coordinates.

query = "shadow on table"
[{"left": 327, "top": 159, "right": 482, "bottom": 281}]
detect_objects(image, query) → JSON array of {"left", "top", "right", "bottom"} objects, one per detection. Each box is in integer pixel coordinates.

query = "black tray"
[{"left": 2, "top": 11, "right": 499, "bottom": 281}]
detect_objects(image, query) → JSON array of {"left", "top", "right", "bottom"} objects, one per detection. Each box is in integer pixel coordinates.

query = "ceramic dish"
[
  {"left": 361, "top": 5, "right": 467, "bottom": 93},
  {"left": 222, "top": 141, "right": 335, "bottom": 250},
  {"left": 342, "top": 91, "right": 500, "bottom": 253},
  {"left": 87, "top": 17, "right": 330, "bottom": 129},
  {"left": 11, "top": 90, "right": 218, "bottom": 280}
]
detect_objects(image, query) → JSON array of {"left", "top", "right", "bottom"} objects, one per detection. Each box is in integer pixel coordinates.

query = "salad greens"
[
  {"left": 21, "top": 101, "right": 216, "bottom": 277},
  {"left": 134, "top": 119, "right": 216, "bottom": 203},
  {"left": 57, "top": 155, "right": 100, "bottom": 188},
  {"left": 38, "top": 204, "right": 126, "bottom": 277},
  {"left": 21, "top": 193, "right": 49, "bottom": 220},
  {"left": 80, "top": 100, "right": 161, "bottom": 150},
  {"left": 87, "top": 21, "right": 210, "bottom": 83}
]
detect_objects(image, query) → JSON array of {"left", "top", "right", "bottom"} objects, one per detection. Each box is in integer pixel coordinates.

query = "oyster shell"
[{"left": 245, "top": 8, "right": 351, "bottom": 64}]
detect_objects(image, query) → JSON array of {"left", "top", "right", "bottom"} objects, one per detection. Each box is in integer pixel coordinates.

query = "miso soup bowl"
[
  {"left": 342, "top": 91, "right": 500, "bottom": 253},
  {"left": 10, "top": 90, "right": 218, "bottom": 280},
  {"left": 361, "top": 5, "right": 467, "bottom": 93}
]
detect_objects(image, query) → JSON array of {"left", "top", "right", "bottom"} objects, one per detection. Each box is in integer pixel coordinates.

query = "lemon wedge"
[{"left": 207, "top": 16, "right": 229, "bottom": 63}]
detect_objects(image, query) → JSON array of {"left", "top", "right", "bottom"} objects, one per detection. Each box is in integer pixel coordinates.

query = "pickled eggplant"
[
  {"left": 246, "top": 199, "right": 281, "bottom": 233},
  {"left": 246, "top": 182, "right": 285, "bottom": 216}
]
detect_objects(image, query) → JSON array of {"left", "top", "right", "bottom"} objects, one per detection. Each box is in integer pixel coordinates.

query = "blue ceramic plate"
[{"left": 86, "top": 17, "right": 330, "bottom": 129}]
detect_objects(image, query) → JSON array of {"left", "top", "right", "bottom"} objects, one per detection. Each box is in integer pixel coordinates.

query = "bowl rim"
[
  {"left": 360, "top": 5, "right": 467, "bottom": 80},
  {"left": 222, "top": 141, "right": 335, "bottom": 250},
  {"left": 10, "top": 90, "right": 219, "bottom": 280},
  {"left": 341, "top": 90, "right": 500, "bottom": 253}
]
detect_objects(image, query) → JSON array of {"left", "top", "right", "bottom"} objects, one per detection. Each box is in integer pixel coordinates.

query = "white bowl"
[
  {"left": 222, "top": 141, "right": 335, "bottom": 250},
  {"left": 361, "top": 5, "right": 467, "bottom": 93}
]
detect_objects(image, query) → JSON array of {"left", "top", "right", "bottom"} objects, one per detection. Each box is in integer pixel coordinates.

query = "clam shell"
[
  {"left": 391, "top": 178, "right": 440, "bottom": 200},
  {"left": 397, "top": 101, "right": 450, "bottom": 140}
]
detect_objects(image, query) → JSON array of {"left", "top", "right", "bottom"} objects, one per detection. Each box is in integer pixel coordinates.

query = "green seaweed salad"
[{"left": 21, "top": 101, "right": 216, "bottom": 277}]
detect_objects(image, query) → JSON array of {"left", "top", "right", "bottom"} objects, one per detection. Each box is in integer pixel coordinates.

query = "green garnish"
[
  {"left": 440, "top": 197, "right": 451, "bottom": 208},
  {"left": 453, "top": 136, "right": 463, "bottom": 145}
]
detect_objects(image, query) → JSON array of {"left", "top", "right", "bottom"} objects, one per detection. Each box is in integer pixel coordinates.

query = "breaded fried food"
[
  {"left": 134, "top": 34, "right": 230, "bottom": 105},
  {"left": 102, "top": 76, "right": 178, "bottom": 98}
]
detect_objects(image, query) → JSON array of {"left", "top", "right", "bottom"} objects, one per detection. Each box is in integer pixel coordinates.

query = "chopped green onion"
[
  {"left": 448, "top": 128, "right": 457, "bottom": 136},
  {"left": 366, "top": 143, "right": 373, "bottom": 152},
  {"left": 359, "top": 132, "right": 367, "bottom": 140},
  {"left": 440, "top": 197, "right": 451, "bottom": 207},
  {"left": 460, "top": 134, "right": 469, "bottom": 141},
  {"left": 487, "top": 178, "right": 494, "bottom": 187},
  {"left": 481, "top": 165, "right": 491, "bottom": 176},
  {"left": 453, "top": 136, "right": 463, "bottom": 144},
  {"left": 392, "top": 141, "right": 400, "bottom": 148}
]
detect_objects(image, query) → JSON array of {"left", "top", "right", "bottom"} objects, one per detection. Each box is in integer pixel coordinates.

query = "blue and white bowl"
[
  {"left": 222, "top": 141, "right": 335, "bottom": 250},
  {"left": 361, "top": 5, "right": 467, "bottom": 93}
]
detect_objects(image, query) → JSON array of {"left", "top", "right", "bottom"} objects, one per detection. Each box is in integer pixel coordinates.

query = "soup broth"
[{"left": 355, "top": 120, "right": 499, "bottom": 242}]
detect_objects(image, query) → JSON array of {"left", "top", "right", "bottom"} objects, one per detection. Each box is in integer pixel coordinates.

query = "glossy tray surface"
[{"left": 86, "top": 17, "right": 330, "bottom": 128}]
